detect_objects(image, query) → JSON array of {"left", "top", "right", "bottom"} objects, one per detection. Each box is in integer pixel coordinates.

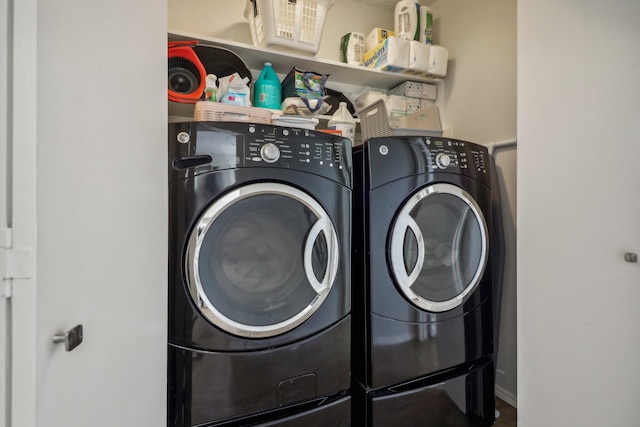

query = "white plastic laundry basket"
[{"left": 244, "top": 0, "right": 335, "bottom": 55}]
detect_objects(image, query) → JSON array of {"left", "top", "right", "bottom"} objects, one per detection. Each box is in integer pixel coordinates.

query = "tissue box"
[
  {"left": 390, "top": 81, "right": 437, "bottom": 101},
  {"left": 406, "top": 97, "right": 421, "bottom": 114},
  {"left": 405, "top": 41, "right": 431, "bottom": 76},
  {"left": 365, "top": 28, "right": 394, "bottom": 52},
  {"left": 388, "top": 95, "right": 407, "bottom": 115},
  {"left": 427, "top": 45, "right": 449, "bottom": 78},
  {"left": 405, "top": 97, "right": 433, "bottom": 114},
  {"left": 363, "top": 37, "right": 409, "bottom": 73},
  {"left": 401, "top": 43, "right": 449, "bottom": 78}
]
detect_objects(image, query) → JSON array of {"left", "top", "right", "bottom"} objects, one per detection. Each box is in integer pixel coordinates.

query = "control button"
[
  {"left": 260, "top": 143, "right": 280, "bottom": 163},
  {"left": 283, "top": 129, "right": 289, "bottom": 136},
  {"left": 435, "top": 152, "right": 451, "bottom": 169},
  {"left": 379, "top": 145, "right": 389, "bottom": 155},
  {"left": 176, "top": 131, "right": 190, "bottom": 144},
  {"left": 248, "top": 126, "right": 256, "bottom": 134}
]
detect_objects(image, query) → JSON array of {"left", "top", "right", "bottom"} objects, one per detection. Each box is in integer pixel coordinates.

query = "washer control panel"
[
  {"left": 245, "top": 124, "right": 348, "bottom": 174},
  {"left": 169, "top": 122, "right": 352, "bottom": 185}
]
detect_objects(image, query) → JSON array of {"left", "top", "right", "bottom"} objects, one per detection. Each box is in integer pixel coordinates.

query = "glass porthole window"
[
  {"left": 390, "top": 183, "right": 489, "bottom": 312},
  {"left": 185, "top": 183, "right": 339, "bottom": 338}
]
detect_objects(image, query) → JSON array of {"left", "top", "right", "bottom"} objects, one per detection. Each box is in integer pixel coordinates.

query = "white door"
[
  {"left": 3, "top": 1, "right": 168, "bottom": 426},
  {"left": 0, "top": 0, "right": 8, "bottom": 417},
  {"left": 518, "top": 0, "right": 640, "bottom": 425}
]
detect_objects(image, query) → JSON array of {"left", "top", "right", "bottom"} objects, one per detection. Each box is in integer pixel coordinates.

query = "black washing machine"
[
  {"left": 168, "top": 122, "right": 352, "bottom": 426},
  {"left": 352, "top": 136, "right": 496, "bottom": 426}
]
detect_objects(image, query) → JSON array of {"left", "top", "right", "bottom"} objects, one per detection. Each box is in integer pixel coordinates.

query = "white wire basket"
[
  {"left": 244, "top": 0, "right": 335, "bottom": 55},
  {"left": 358, "top": 99, "right": 443, "bottom": 141}
]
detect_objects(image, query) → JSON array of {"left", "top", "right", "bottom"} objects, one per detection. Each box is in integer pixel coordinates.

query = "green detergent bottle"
[{"left": 253, "top": 62, "right": 282, "bottom": 110}]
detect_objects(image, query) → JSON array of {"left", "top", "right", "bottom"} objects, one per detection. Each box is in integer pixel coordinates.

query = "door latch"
[{"left": 53, "top": 324, "right": 84, "bottom": 352}]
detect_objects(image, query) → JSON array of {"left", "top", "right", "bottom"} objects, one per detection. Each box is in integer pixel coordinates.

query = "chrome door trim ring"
[
  {"left": 389, "top": 183, "right": 489, "bottom": 312},
  {"left": 304, "top": 217, "right": 339, "bottom": 295},
  {"left": 390, "top": 214, "right": 425, "bottom": 285},
  {"left": 184, "top": 182, "right": 340, "bottom": 338}
]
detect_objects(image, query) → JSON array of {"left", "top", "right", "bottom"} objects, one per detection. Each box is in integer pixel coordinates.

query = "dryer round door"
[
  {"left": 184, "top": 182, "right": 340, "bottom": 338},
  {"left": 389, "top": 183, "right": 489, "bottom": 312}
]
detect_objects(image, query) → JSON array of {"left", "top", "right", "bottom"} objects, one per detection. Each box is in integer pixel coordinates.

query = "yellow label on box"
[{"left": 365, "top": 28, "right": 395, "bottom": 52}]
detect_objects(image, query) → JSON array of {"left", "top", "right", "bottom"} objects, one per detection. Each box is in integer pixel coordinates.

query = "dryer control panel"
[
  {"left": 361, "top": 135, "right": 490, "bottom": 188},
  {"left": 424, "top": 137, "right": 488, "bottom": 174},
  {"left": 168, "top": 122, "right": 353, "bottom": 186}
]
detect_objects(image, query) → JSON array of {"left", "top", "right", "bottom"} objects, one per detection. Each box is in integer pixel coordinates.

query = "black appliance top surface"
[
  {"left": 360, "top": 136, "right": 491, "bottom": 189},
  {"left": 169, "top": 121, "right": 352, "bottom": 188}
]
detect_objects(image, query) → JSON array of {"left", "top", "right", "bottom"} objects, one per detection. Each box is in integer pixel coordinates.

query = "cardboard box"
[{"left": 390, "top": 81, "right": 437, "bottom": 101}]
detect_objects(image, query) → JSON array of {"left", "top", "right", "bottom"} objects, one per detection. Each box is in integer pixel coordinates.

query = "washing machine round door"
[
  {"left": 184, "top": 182, "right": 339, "bottom": 338},
  {"left": 390, "top": 183, "right": 489, "bottom": 312}
]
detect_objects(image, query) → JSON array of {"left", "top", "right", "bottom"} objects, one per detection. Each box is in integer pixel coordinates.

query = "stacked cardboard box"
[{"left": 389, "top": 81, "right": 437, "bottom": 114}]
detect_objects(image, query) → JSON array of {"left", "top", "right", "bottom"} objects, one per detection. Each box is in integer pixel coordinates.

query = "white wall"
[
  {"left": 492, "top": 146, "right": 517, "bottom": 405},
  {"left": 518, "top": 0, "right": 640, "bottom": 425},
  {"left": 433, "top": 0, "right": 517, "bottom": 144}
]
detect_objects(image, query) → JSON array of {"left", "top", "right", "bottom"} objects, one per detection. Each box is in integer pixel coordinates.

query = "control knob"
[
  {"left": 435, "top": 152, "right": 451, "bottom": 169},
  {"left": 260, "top": 142, "right": 280, "bottom": 163}
]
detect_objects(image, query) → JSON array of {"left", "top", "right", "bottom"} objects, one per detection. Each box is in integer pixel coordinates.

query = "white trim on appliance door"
[
  {"left": 185, "top": 182, "right": 339, "bottom": 339},
  {"left": 390, "top": 214, "right": 425, "bottom": 288},
  {"left": 390, "top": 183, "right": 489, "bottom": 313}
]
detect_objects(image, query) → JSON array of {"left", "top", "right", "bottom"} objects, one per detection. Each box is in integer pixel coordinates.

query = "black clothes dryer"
[
  {"left": 168, "top": 122, "right": 352, "bottom": 427},
  {"left": 351, "top": 136, "right": 496, "bottom": 426}
]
